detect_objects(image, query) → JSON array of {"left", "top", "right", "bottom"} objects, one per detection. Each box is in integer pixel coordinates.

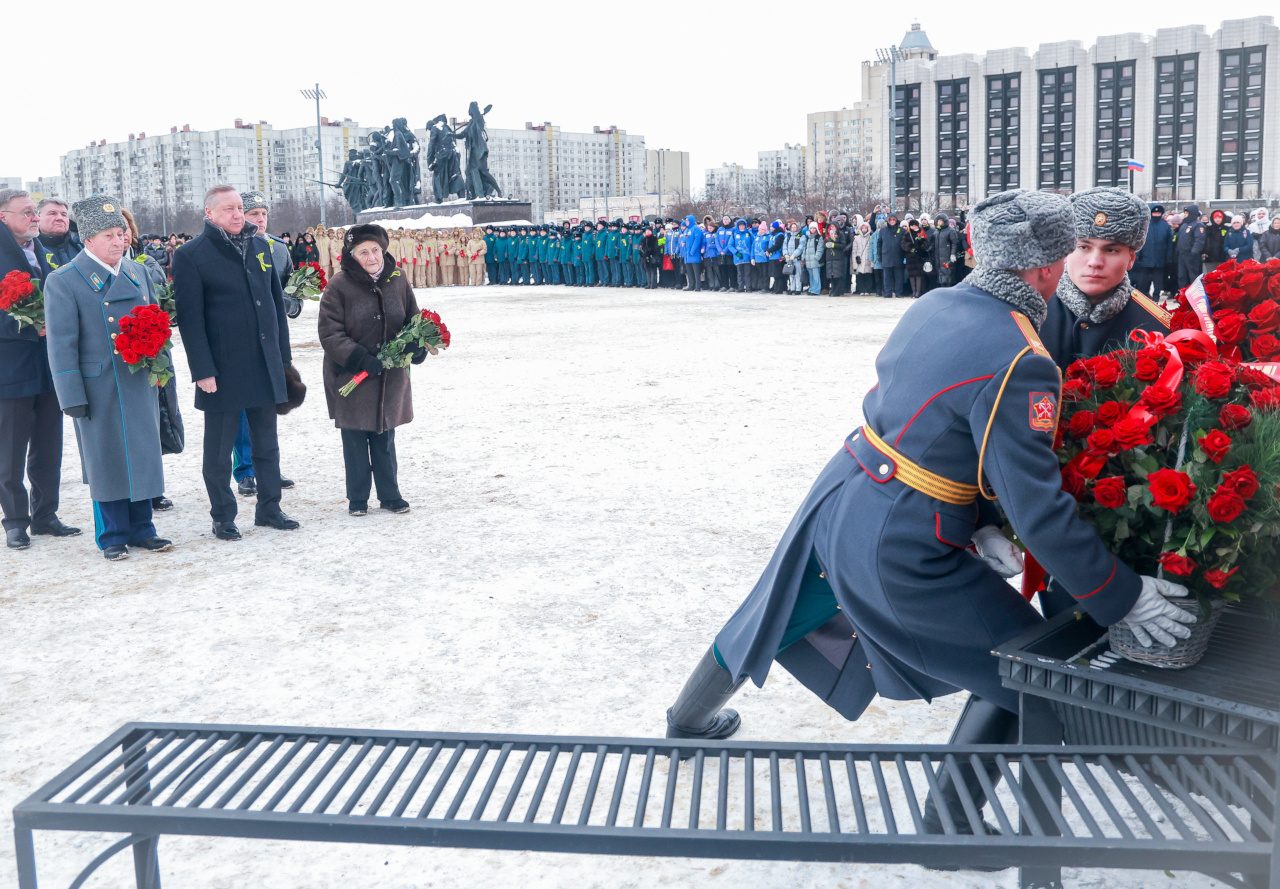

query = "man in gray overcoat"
[{"left": 44, "top": 195, "right": 172, "bottom": 561}]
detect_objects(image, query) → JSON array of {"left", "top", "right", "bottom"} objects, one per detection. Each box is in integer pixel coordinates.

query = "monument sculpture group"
[{"left": 338, "top": 103, "right": 503, "bottom": 216}]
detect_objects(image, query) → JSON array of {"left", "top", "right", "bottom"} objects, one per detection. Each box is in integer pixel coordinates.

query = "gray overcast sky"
[{"left": 3, "top": 0, "right": 1226, "bottom": 186}]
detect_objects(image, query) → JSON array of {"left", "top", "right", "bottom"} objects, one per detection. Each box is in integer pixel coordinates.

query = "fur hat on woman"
[{"left": 342, "top": 223, "right": 389, "bottom": 258}]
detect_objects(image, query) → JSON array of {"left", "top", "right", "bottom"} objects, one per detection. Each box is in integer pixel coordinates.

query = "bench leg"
[
  {"left": 14, "top": 823, "right": 37, "bottom": 889},
  {"left": 1018, "top": 693, "right": 1064, "bottom": 889},
  {"left": 132, "top": 835, "right": 160, "bottom": 889}
]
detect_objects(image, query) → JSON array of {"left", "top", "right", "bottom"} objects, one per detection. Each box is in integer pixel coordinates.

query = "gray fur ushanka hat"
[
  {"left": 72, "top": 194, "right": 127, "bottom": 241},
  {"left": 240, "top": 191, "right": 269, "bottom": 213},
  {"left": 1067, "top": 186, "right": 1149, "bottom": 250},
  {"left": 968, "top": 189, "right": 1076, "bottom": 270}
]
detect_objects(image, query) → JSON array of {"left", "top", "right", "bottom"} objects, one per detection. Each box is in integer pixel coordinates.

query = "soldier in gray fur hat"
[{"left": 1040, "top": 186, "right": 1171, "bottom": 373}]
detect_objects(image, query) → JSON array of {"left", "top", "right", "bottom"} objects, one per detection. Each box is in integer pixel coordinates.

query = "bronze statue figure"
[{"left": 456, "top": 102, "right": 503, "bottom": 200}]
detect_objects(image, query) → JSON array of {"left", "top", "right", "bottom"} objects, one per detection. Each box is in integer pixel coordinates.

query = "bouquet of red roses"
[
  {"left": 1172, "top": 258, "right": 1280, "bottom": 372},
  {"left": 1052, "top": 331, "right": 1280, "bottom": 609},
  {"left": 0, "top": 270, "right": 45, "bottom": 334},
  {"left": 154, "top": 281, "right": 177, "bottom": 324},
  {"left": 284, "top": 261, "right": 327, "bottom": 301},
  {"left": 339, "top": 309, "right": 450, "bottom": 397},
  {"left": 115, "top": 304, "right": 174, "bottom": 387}
]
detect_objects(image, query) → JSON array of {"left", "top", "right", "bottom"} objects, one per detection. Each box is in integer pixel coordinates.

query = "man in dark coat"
[
  {"left": 1131, "top": 204, "right": 1172, "bottom": 298},
  {"left": 932, "top": 213, "right": 960, "bottom": 287},
  {"left": 1174, "top": 204, "right": 1206, "bottom": 290},
  {"left": 0, "top": 189, "right": 78, "bottom": 549},
  {"left": 663, "top": 189, "right": 1194, "bottom": 837},
  {"left": 876, "top": 214, "right": 906, "bottom": 297},
  {"left": 171, "top": 185, "right": 298, "bottom": 540},
  {"left": 36, "top": 198, "right": 82, "bottom": 270}
]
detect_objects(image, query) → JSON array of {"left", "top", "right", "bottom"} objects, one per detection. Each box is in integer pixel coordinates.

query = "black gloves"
[
  {"left": 64, "top": 404, "right": 88, "bottom": 420},
  {"left": 358, "top": 353, "right": 384, "bottom": 378},
  {"left": 345, "top": 345, "right": 383, "bottom": 378},
  {"left": 410, "top": 344, "right": 428, "bottom": 365}
]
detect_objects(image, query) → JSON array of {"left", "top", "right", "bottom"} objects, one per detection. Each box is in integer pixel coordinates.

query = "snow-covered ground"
[{"left": 1, "top": 285, "right": 1219, "bottom": 888}]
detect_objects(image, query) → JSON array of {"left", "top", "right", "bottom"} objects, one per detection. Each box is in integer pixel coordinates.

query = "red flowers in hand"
[{"left": 1157, "top": 553, "right": 1197, "bottom": 577}]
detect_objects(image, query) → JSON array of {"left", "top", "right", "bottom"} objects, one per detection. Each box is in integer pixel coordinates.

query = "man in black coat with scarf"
[
  {"left": 171, "top": 185, "right": 299, "bottom": 540},
  {"left": 0, "top": 189, "right": 78, "bottom": 549}
]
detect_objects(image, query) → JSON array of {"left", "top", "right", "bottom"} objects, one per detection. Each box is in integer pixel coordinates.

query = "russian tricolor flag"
[{"left": 1126, "top": 159, "right": 1145, "bottom": 172}]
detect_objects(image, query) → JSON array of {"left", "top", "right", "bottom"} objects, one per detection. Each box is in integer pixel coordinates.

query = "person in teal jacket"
[
  {"left": 629, "top": 224, "right": 645, "bottom": 286},
  {"left": 530, "top": 227, "right": 545, "bottom": 285},
  {"left": 574, "top": 228, "right": 590, "bottom": 286},
  {"left": 616, "top": 224, "right": 633, "bottom": 286},
  {"left": 594, "top": 222, "right": 611, "bottom": 286},
  {"left": 514, "top": 226, "right": 531, "bottom": 285},
  {"left": 483, "top": 226, "right": 498, "bottom": 284},
  {"left": 548, "top": 230, "right": 563, "bottom": 284},
  {"left": 495, "top": 228, "right": 512, "bottom": 284}
]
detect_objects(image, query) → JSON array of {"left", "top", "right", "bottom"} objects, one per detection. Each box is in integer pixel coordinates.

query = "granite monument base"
[{"left": 357, "top": 199, "right": 532, "bottom": 226}]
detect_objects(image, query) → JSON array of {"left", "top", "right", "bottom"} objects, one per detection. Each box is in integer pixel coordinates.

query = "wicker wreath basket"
[{"left": 1107, "top": 597, "right": 1227, "bottom": 669}]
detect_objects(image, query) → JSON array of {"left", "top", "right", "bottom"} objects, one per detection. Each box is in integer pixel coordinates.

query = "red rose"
[
  {"left": 1133, "top": 347, "right": 1166, "bottom": 381},
  {"left": 1148, "top": 468, "right": 1197, "bottom": 514},
  {"left": 1092, "top": 476, "right": 1128, "bottom": 508},
  {"left": 1193, "top": 361, "right": 1235, "bottom": 399},
  {"left": 1197, "top": 429, "right": 1233, "bottom": 463},
  {"left": 1219, "top": 404, "right": 1254, "bottom": 430},
  {"left": 1086, "top": 427, "right": 1118, "bottom": 456},
  {"left": 1204, "top": 566, "right": 1239, "bottom": 589},
  {"left": 1251, "top": 388, "right": 1280, "bottom": 411},
  {"left": 1065, "top": 358, "right": 1091, "bottom": 381},
  {"left": 1207, "top": 487, "right": 1247, "bottom": 522},
  {"left": 1087, "top": 355, "right": 1124, "bottom": 389},
  {"left": 1157, "top": 552, "right": 1197, "bottom": 577},
  {"left": 120, "top": 348, "right": 140, "bottom": 364},
  {"left": 1239, "top": 270, "right": 1268, "bottom": 299},
  {"left": 1112, "top": 417, "right": 1154, "bottom": 449},
  {"left": 1237, "top": 365, "right": 1278, "bottom": 390},
  {"left": 1067, "top": 410, "right": 1096, "bottom": 439},
  {"left": 1062, "top": 378, "right": 1093, "bottom": 402},
  {"left": 1253, "top": 334, "right": 1280, "bottom": 361},
  {"left": 1061, "top": 465, "right": 1087, "bottom": 501},
  {"left": 1249, "top": 300, "right": 1280, "bottom": 332},
  {"left": 1215, "top": 311, "right": 1249, "bottom": 345},
  {"left": 1140, "top": 384, "right": 1183, "bottom": 417},
  {"left": 1222, "top": 465, "right": 1260, "bottom": 499},
  {"left": 1096, "top": 400, "right": 1130, "bottom": 426},
  {"left": 1168, "top": 309, "right": 1202, "bottom": 331}
]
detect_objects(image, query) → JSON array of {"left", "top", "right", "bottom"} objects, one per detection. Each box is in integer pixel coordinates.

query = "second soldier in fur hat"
[{"left": 1039, "top": 186, "right": 1171, "bottom": 376}]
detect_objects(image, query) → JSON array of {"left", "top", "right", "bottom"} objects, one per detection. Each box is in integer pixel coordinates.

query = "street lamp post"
[
  {"left": 301, "top": 84, "right": 327, "bottom": 226},
  {"left": 876, "top": 45, "right": 902, "bottom": 215}
]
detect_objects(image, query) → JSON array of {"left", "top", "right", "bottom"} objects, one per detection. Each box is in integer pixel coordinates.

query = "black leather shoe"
[
  {"left": 151, "top": 496, "right": 173, "bottom": 511},
  {"left": 30, "top": 518, "right": 81, "bottom": 537},
  {"left": 280, "top": 477, "right": 295, "bottom": 489},
  {"left": 237, "top": 477, "right": 257, "bottom": 496},
  {"left": 103, "top": 544, "right": 129, "bottom": 561},
  {"left": 6, "top": 528, "right": 31, "bottom": 550},
  {"left": 349, "top": 501, "right": 368, "bottom": 516},
  {"left": 212, "top": 521, "right": 241, "bottom": 541},
  {"left": 131, "top": 536, "right": 173, "bottom": 552},
  {"left": 379, "top": 499, "right": 411, "bottom": 514},
  {"left": 255, "top": 512, "right": 300, "bottom": 530}
]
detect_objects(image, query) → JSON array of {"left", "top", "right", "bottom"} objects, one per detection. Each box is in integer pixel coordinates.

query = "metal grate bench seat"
[{"left": 13, "top": 722, "right": 1279, "bottom": 889}]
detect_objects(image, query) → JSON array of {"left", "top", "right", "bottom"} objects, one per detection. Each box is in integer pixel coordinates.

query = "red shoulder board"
[
  {"left": 1011, "top": 312, "right": 1051, "bottom": 358},
  {"left": 1130, "top": 292, "right": 1173, "bottom": 328}
]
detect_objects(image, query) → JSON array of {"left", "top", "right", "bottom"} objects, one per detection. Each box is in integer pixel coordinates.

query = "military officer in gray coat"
[
  {"left": 44, "top": 196, "right": 171, "bottom": 561},
  {"left": 664, "top": 190, "right": 1196, "bottom": 841}
]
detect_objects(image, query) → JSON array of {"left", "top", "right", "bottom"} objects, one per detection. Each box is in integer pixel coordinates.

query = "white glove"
[
  {"left": 972, "top": 526, "right": 1024, "bottom": 578},
  {"left": 1120, "top": 576, "right": 1197, "bottom": 648}
]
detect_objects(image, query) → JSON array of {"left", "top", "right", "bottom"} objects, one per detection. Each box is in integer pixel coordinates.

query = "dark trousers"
[
  {"left": 1130, "top": 266, "right": 1160, "bottom": 298},
  {"left": 596, "top": 259, "right": 610, "bottom": 286},
  {"left": 564, "top": 264, "right": 577, "bottom": 285},
  {"left": 93, "top": 498, "right": 155, "bottom": 549},
  {"left": 644, "top": 266, "right": 659, "bottom": 288},
  {"left": 531, "top": 262, "right": 543, "bottom": 285},
  {"left": 684, "top": 261, "right": 702, "bottom": 290},
  {"left": 515, "top": 261, "right": 528, "bottom": 284},
  {"left": 202, "top": 405, "right": 282, "bottom": 523},
  {"left": 670, "top": 258, "right": 683, "bottom": 287},
  {"left": 341, "top": 428, "right": 399, "bottom": 504},
  {"left": 885, "top": 264, "right": 907, "bottom": 296},
  {"left": 497, "top": 260, "right": 512, "bottom": 284},
  {"left": 486, "top": 263, "right": 498, "bottom": 284},
  {"left": 736, "top": 264, "right": 751, "bottom": 291},
  {"left": 232, "top": 410, "right": 253, "bottom": 481},
  {"left": 583, "top": 260, "right": 596, "bottom": 285},
  {"left": 549, "top": 263, "right": 562, "bottom": 284},
  {"left": 0, "top": 391, "right": 62, "bottom": 531},
  {"left": 1176, "top": 253, "right": 1200, "bottom": 290},
  {"left": 609, "top": 258, "right": 622, "bottom": 285},
  {"left": 766, "top": 259, "right": 784, "bottom": 293}
]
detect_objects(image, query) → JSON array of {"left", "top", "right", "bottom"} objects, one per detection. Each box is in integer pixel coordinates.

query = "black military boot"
[
  {"left": 922, "top": 695, "right": 1018, "bottom": 871},
  {"left": 665, "top": 646, "right": 746, "bottom": 740}
]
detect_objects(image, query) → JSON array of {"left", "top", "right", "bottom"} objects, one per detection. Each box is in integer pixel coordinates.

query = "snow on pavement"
[{"left": 1, "top": 284, "right": 1217, "bottom": 888}]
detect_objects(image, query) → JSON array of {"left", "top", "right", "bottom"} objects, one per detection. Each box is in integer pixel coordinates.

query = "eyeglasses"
[{"left": 0, "top": 208, "right": 37, "bottom": 219}]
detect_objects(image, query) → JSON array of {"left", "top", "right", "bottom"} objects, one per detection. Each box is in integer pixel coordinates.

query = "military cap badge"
[{"left": 1093, "top": 212, "right": 1107, "bottom": 227}]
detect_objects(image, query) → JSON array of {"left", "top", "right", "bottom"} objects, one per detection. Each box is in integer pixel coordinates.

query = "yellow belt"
[{"left": 859, "top": 425, "right": 980, "bottom": 506}]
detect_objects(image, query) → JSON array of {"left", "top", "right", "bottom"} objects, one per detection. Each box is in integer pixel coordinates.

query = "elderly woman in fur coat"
[{"left": 318, "top": 224, "right": 426, "bottom": 516}]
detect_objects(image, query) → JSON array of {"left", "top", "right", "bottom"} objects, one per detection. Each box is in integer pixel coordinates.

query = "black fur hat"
[{"left": 342, "top": 224, "right": 389, "bottom": 257}]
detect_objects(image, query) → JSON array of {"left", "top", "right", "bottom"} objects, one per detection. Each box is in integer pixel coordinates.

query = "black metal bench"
[{"left": 13, "top": 722, "right": 1277, "bottom": 888}]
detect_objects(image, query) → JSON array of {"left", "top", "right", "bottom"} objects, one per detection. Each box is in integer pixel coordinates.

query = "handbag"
[
  {"left": 923, "top": 261, "right": 934, "bottom": 273},
  {"left": 782, "top": 261, "right": 796, "bottom": 276},
  {"left": 662, "top": 255, "right": 674, "bottom": 271}
]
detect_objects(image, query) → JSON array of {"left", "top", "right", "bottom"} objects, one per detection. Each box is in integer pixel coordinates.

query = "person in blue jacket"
[
  {"left": 1224, "top": 214, "right": 1255, "bottom": 263},
  {"left": 701, "top": 216, "right": 722, "bottom": 291},
  {"left": 714, "top": 216, "right": 734, "bottom": 292},
  {"left": 665, "top": 221, "right": 683, "bottom": 288},
  {"left": 679, "top": 215, "right": 705, "bottom": 291},
  {"left": 663, "top": 189, "right": 1195, "bottom": 838},
  {"left": 750, "top": 219, "right": 771, "bottom": 292},
  {"left": 1130, "top": 204, "right": 1171, "bottom": 298},
  {"left": 730, "top": 218, "right": 754, "bottom": 292}
]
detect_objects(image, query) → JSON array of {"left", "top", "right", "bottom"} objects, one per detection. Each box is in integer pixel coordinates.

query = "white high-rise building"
[
  {"left": 757, "top": 144, "right": 807, "bottom": 188},
  {"left": 25, "top": 177, "right": 63, "bottom": 201},
  {"left": 704, "top": 163, "right": 759, "bottom": 200},
  {"left": 479, "top": 122, "right": 648, "bottom": 221},
  {"left": 644, "top": 149, "right": 691, "bottom": 199},
  {"left": 58, "top": 118, "right": 375, "bottom": 212}
]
